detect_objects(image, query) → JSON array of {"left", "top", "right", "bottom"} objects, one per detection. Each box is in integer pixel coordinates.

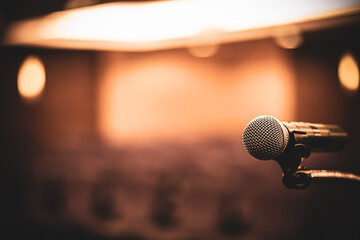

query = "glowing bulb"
[
  {"left": 273, "top": 25, "right": 303, "bottom": 49},
  {"left": 338, "top": 52, "right": 359, "bottom": 91},
  {"left": 187, "top": 44, "right": 219, "bottom": 58},
  {"left": 186, "top": 30, "right": 220, "bottom": 58},
  {"left": 18, "top": 55, "right": 46, "bottom": 99}
]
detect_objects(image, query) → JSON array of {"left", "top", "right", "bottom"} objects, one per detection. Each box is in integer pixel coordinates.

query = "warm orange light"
[
  {"left": 18, "top": 55, "right": 46, "bottom": 99},
  {"left": 187, "top": 44, "right": 219, "bottom": 58},
  {"left": 97, "top": 50, "right": 296, "bottom": 144},
  {"left": 338, "top": 52, "right": 359, "bottom": 91},
  {"left": 4, "top": 0, "right": 360, "bottom": 51},
  {"left": 273, "top": 26, "right": 303, "bottom": 49}
]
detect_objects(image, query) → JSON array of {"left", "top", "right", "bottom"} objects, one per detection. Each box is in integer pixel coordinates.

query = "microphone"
[
  {"left": 241, "top": 115, "right": 360, "bottom": 189},
  {"left": 242, "top": 115, "right": 348, "bottom": 161}
]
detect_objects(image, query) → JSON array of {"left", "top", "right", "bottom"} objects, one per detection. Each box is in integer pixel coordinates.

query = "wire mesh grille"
[{"left": 242, "top": 116, "right": 289, "bottom": 160}]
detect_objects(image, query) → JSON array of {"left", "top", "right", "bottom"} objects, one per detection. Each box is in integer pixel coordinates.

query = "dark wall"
[{"left": 293, "top": 21, "right": 360, "bottom": 240}]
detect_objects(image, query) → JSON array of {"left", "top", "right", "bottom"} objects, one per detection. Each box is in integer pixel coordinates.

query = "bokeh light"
[
  {"left": 18, "top": 55, "right": 46, "bottom": 99},
  {"left": 187, "top": 44, "right": 219, "bottom": 58},
  {"left": 338, "top": 52, "right": 359, "bottom": 91},
  {"left": 273, "top": 25, "right": 304, "bottom": 49}
]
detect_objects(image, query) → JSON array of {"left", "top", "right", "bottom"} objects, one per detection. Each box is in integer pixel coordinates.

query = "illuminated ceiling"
[{"left": 2, "top": 0, "right": 360, "bottom": 51}]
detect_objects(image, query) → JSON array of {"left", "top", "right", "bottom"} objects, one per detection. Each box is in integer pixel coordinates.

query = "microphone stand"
[{"left": 275, "top": 144, "right": 360, "bottom": 189}]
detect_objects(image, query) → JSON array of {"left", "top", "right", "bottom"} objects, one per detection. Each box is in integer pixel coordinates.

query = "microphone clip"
[
  {"left": 276, "top": 143, "right": 312, "bottom": 189},
  {"left": 275, "top": 143, "right": 360, "bottom": 189}
]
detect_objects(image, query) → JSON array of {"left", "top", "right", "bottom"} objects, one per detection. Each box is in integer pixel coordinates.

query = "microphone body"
[
  {"left": 282, "top": 121, "right": 347, "bottom": 153},
  {"left": 242, "top": 116, "right": 348, "bottom": 161}
]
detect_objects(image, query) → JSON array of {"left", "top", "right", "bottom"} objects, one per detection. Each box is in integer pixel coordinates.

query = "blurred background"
[{"left": 0, "top": 0, "right": 360, "bottom": 239}]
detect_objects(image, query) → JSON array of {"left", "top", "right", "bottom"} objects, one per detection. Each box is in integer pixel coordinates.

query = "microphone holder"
[{"left": 275, "top": 144, "right": 360, "bottom": 189}]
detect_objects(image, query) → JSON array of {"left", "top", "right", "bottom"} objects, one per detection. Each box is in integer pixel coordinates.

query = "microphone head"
[{"left": 242, "top": 115, "right": 290, "bottom": 160}]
